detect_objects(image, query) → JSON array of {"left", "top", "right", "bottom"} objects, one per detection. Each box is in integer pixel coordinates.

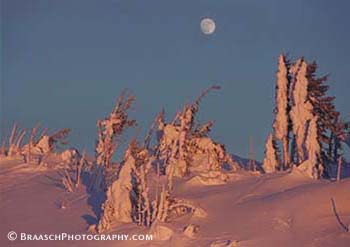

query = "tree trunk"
[
  {"left": 337, "top": 157, "right": 342, "bottom": 181},
  {"left": 333, "top": 137, "right": 339, "bottom": 163},
  {"left": 282, "top": 137, "right": 290, "bottom": 170}
]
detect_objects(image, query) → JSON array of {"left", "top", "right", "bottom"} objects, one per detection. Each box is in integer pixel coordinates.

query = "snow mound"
[
  {"left": 150, "top": 223, "right": 174, "bottom": 241},
  {"left": 186, "top": 171, "right": 229, "bottom": 186},
  {"left": 210, "top": 239, "right": 240, "bottom": 247},
  {"left": 183, "top": 224, "right": 200, "bottom": 238},
  {"left": 192, "top": 207, "right": 208, "bottom": 218}
]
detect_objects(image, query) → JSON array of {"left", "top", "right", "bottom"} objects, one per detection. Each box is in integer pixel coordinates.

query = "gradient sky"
[{"left": 1, "top": 0, "right": 349, "bottom": 160}]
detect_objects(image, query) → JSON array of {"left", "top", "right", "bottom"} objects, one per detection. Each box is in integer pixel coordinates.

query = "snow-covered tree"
[
  {"left": 90, "top": 92, "right": 136, "bottom": 191},
  {"left": 290, "top": 59, "right": 313, "bottom": 163},
  {"left": 130, "top": 141, "right": 153, "bottom": 227},
  {"left": 6, "top": 123, "right": 26, "bottom": 157},
  {"left": 156, "top": 85, "right": 239, "bottom": 179},
  {"left": 3, "top": 123, "right": 70, "bottom": 166},
  {"left": 95, "top": 92, "right": 136, "bottom": 168},
  {"left": 97, "top": 145, "right": 135, "bottom": 233},
  {"left": 273, "top": 54, "right": 291, "bottom": 169},
  {"left": 97, "top": 139, "right": 175, "bottom": 232},
  {"left": 297, "top": 117, "right": 323, "bottom": 178},
  {"left": 306, "top": 62, "right": 346, "bottom": 168},
  {"left": 262, "top": 133, "right": 279, "bottom": 173}
]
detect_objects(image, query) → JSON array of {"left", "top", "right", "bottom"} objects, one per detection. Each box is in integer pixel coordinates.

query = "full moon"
[{"left": 200, "top": 18, "right": 216, "bottom": 35}]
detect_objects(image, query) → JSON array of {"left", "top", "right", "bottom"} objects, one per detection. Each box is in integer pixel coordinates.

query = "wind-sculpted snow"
[{"left": 1, "top": 159, "right": 350, "bottom": 246}]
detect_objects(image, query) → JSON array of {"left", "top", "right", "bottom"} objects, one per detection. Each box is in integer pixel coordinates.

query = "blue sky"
[{"left": 1, "top": 0, "right": 349, "bottom": 160}]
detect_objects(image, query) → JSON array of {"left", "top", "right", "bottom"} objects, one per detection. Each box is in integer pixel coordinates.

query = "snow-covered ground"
[{"left": 1, "top": 158, "right": 350, "bottom": 247}]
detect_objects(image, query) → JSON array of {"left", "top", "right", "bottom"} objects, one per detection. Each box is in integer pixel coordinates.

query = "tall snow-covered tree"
[
  {"left": 262, "top": 133, "right": 279, "bottom": 173},
  {"left": 273, "top": 54, "right": 291, "bottom": 169},
  {"left": 290, "top": 59, "right": 314, "bottom": 163}
]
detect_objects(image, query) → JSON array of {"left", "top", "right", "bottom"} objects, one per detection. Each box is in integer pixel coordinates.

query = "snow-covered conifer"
[
  {"left": 297, "top": 117, "right": 323, "bottom": 178},
  {"left": 273, "top": 54, "right": 290, "bottom": 169},
  {"left": 290, "top": 60, "right": 313, "bottom": 163},
  {"left": 262, "top": 133, "right": 279, "bottom": 173}
]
